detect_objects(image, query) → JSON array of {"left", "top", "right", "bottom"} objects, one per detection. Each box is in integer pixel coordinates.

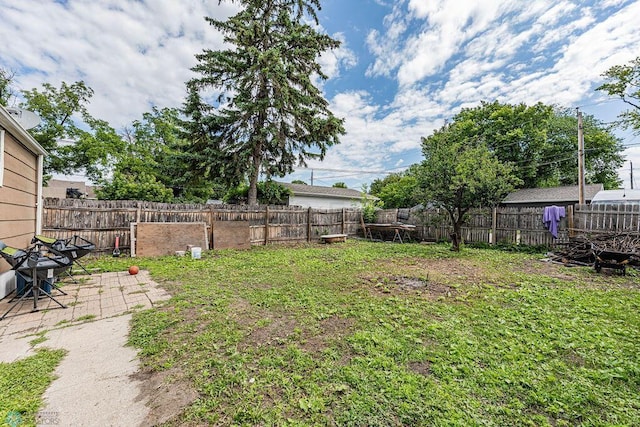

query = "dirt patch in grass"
[
  {"left": 300, "top": 315, "right": 356, "bottom": 357},
  {"left": 408, "top": 360, "right": 431, "bottom": 376},
  {"left": 240, "top": 315, "right": 299, "bottom": 351},
  {"left": 562, "top": 349, "right": 586, "bottom": 368},
  {"left": 227, "top": 297, "right": 265, "bottom": 328},
  {"left": 365, "top": 255, "right": 640, "bottom": 291},
  {"left": 515, "top": 259, "right": 583, "bottom": 281},
  {"left": 133, "top": 367, "right": 198, "bottom": 426},
  {"left": 362, "top": 274, "right": 458, "bottom": 299}
]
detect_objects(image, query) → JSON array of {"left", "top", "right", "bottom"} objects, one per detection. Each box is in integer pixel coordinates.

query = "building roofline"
[{"left": 0, "top": 106, "right": 47, "bottom": 156}]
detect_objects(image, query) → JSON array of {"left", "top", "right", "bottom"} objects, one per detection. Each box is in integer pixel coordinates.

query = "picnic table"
[{"left": 363, "top": 223, "right": 416, "bottom": 243}]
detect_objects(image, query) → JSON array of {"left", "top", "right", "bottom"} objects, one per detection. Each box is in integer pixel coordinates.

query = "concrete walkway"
[{"left": 0, "top": 270, "right": 171, "bottom": 426}]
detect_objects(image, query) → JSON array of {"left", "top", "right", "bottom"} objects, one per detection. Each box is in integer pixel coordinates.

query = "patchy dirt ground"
[
  {"left": 359, "top": 255, "right": 638, "bottom": 297},
  {"left": 133, "top": 255, "right": 638, "bottom": 424},
  {"left": 132, "top": 368, "right": 199, "bottom": 426}
]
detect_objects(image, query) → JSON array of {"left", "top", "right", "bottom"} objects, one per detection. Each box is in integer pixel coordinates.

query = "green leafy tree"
[
  {"left": 370, "top": 169, "right": 420, "bottom": 208},
  {"left": 97, "top": 107, "right": 222, "bottom": 202},
  {"left": 597, "top": 56, "right": 640, "bottom": 132},
  {"left": 291, "top": 180, "right": 307, "bottom": 185},
  {"left": 416, "top": 123, "right": 521, "bottom": 251},
  {"left": 443, "top": 101, "right": 624, "bottom": 189},
  {"left": 183, "top": 0, "right": 345, "bottom": 205},
  {"left": 0, "top": 68, "right": 17, "bottom": 106},
  {"left": 360, "top": 184, "right": 383, "bottom": 223},
  {"left": 94, "top": 157, "right": 174, "bottom": 202},
  {"left": 20, "top": 81, "right": 125, "bottom": 180},
  {"left": 448, "top": 101, "right": 551, "bottom": 188},
  {"left": 224, "top": 180, "right": 291, "bottom": 205},
  {"left": 545, "top": 108, "right": 623, "bottom": 189},
  {"left": 332, "top": 182, "right": 347, "bottom": 188}
]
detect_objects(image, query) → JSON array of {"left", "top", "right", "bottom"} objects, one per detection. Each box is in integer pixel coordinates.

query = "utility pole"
[
  {"left": 577, "top": 108, "right": 586, "bottom": 205},
  {"left": 310, "top": 170, "right": 314, "bottom": 186},
  {"left": 631, "top": 162, "right": 634, "bottom": 190}
]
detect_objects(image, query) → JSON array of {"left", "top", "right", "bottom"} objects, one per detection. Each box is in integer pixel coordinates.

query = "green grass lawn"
[
  {"left": 0, "top": 348, "right": 66, "bottom": 427},
  {"left": 95, "top": 241, "right": 640, "bottom": 426}
]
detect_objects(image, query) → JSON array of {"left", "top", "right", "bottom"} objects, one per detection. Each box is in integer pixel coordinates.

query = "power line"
[
  {"left": 295, "top": 166, "right": 406, "bottom": 175},
  {"left": 575, "top": 98, "right": 621, "bottom": 109}
]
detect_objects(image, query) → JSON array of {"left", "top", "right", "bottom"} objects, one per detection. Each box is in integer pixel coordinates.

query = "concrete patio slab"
[{"left": 0, "top": 270, "right": 172, "bottom": 426}]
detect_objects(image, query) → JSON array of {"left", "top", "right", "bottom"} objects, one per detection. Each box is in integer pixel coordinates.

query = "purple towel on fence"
[{"left": 543, "top": 205, "right": 566, "bottom": 238}]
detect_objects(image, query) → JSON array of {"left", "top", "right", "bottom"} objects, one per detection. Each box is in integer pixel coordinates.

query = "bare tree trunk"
[
  {"left": 447, "top": 207, "right": 465, "bottom": 251},
  {"left": 451, "top": 221, "right": 463, "bottom": 251},
  {"left": 247, "top": 152, "right": 261, "bottom": 205}
]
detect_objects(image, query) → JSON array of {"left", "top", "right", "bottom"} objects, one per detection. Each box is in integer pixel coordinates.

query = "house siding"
[
  {"left": 289, "top": 195, "right": 361, "bottom": 209},
  {"left": 0, "top": 110, "right": 45, "bottom": 298},
  {"left": 0, "top": 130, "right": 38, "bottom": 251}
]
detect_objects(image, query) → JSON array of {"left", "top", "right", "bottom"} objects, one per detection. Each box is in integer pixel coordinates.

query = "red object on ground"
[{"left": 128, "top": 265, "right": 139, "bottom": 275}]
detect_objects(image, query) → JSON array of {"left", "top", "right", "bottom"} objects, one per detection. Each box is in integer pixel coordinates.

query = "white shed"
[{"left": 280, "top": 183, "right": 377, "bottom": 209}]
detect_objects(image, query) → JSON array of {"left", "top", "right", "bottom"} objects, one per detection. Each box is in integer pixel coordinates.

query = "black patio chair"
[
  {"left": 32, "top": 235, "right": 95, "bottom": 275},
  {"left": 1, "top": 244, "right": 72, "bottom": 320},
  {"left": 0, "top": 241, "right": 29, "bottom": 268}
]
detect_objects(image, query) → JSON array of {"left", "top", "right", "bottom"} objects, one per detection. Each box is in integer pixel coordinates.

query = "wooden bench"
[{"left": 320, "top": 234, "right": 347, "bottom": 244}]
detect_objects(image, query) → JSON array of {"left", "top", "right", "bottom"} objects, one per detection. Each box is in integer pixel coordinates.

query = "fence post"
[
  {"left": 568, "top": 205, "right": 574, "bottom": 238},
  {"left": 491, "top": 207, "right": 497, "bottom": 244},
  {"left": 264, "top": 206, "right": 269, "bottom": 245},
  {"left": 136, "top": 201, "right": 142, "bottom": 223},
  {"left": 341, "top": 208, "right": 345, "bottom": 234},
  {"left": 209, "top": 205, "right": 215, "bottom": 249},
  {"left": 307, "top": 207, "right": 312, "bottom": 242}
]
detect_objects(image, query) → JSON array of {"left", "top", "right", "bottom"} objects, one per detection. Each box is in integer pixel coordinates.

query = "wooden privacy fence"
[
  {"left": 41, "top": 199, "right": 640, "bottom": 254},
  {"left": 41, "top": 198, "right": 362, "bottom": 254},
  {"left": 377, "top": 203, "right": 640, "bottom": 246}
]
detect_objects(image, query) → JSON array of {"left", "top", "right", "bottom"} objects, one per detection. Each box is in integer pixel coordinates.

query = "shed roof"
[
  {"left": 502, "top": 184, "right": 603, "bottom": 204},
  {"left": 0, "top": 106, "right": 47, "bottom": 156},
  {"left": 280, "top": 182, "right": 375, "bottom": 200}
]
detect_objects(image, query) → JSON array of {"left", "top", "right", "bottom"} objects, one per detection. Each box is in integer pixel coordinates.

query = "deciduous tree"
[
  {"left": 442, "top": 101, "right": 623, "bottom": 189},
  {"left": 0, "top": 68, "right": 17, "bottom": 106},
  {"left": 597, "top": 56, "right": 640, "bottom": 132},
  {"left": 545, "top": 108, "right": 623, "bottom": 189},
  {"left": 370, "top": 170, "right": 419, "bottom": 208},
  {"left": 20, "top": 81, "right": 124, "bottom": 180},
  {"left": 416, "top": 123, "right": 521, "bottom": 251}
]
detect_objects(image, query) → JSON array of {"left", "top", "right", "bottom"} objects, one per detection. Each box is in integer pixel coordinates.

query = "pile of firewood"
[{"left": 549, "top": 233, "right": 640, "bottom": 267}]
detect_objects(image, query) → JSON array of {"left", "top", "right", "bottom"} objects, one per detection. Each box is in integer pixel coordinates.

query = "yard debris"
[{"left": 548, "top": 233, "right": 640, "bottom": 268}]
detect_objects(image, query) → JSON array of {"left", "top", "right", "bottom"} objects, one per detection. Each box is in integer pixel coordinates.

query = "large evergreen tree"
[{"left": 183, "top": 0, "right": 345, "bottom": 205}]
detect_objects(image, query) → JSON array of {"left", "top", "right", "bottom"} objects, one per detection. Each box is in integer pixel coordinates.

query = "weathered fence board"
[
  {"left": 42, "top": 199, "right": 640, "bottom": 254},
  {"left": 574, "top": 204, "right": 640, "bottom": 235}
]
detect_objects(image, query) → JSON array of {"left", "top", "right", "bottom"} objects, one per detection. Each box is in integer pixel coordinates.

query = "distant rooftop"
[
  {"left": 502, "top": 184, "right": 603, "bottom": 204},
  {"left": 279, "top": 182, "right": 375, "bottom": 200}
]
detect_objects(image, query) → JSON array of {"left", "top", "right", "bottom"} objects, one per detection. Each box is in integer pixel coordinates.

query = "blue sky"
[{"left": 1, "top": 0, "right": 639, "bottom": 189}]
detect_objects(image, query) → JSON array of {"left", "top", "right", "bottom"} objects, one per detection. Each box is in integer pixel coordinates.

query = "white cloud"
[
  {"left": 2, "top": 0, "right": 639, "bottom": 189},
  {"left": 0, "top": 0, "right": 238, "bottom": 127},
  {"left": 318, "top": 33, "right": 358, "bottom": 80}
]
